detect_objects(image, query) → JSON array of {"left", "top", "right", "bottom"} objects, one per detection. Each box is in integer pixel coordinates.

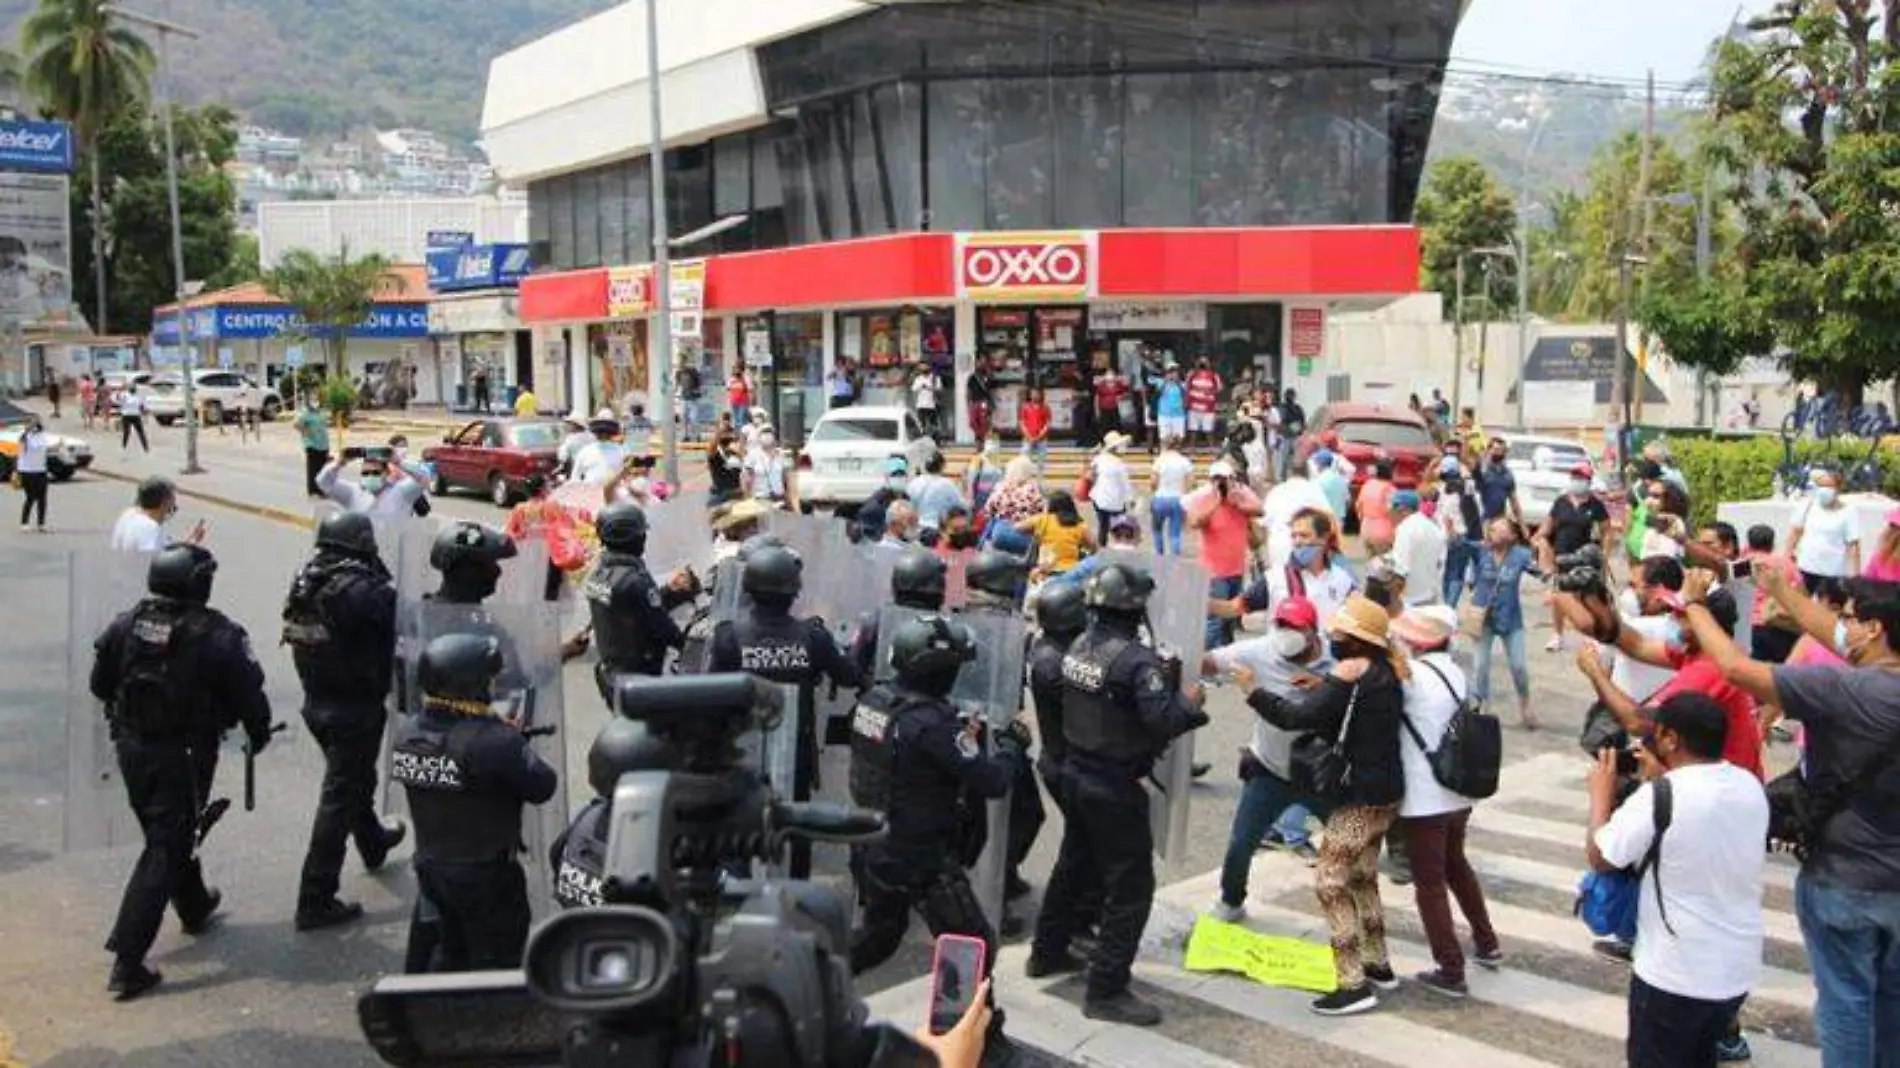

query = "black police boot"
[
  {"left": 1005, "top": 871, "right": 1034, "bottom": 901},
  {"left": 296, "top": 898, "right": 365, "bottom": 932},
  {"left": 180, "top": 888, "right": 223, "bottom": 935},
  {"left": 361, "top": 819, "right": 408, "bottom": 872},
  {"left": 108, "top": 959, "right": 162, "bottom": 1002},
  {"left": 1083, "top": 990, "right": 1163, "bottom": 1027},
  {"left": 1024, "top": 950, "right": 1084, "bottom": 979}
]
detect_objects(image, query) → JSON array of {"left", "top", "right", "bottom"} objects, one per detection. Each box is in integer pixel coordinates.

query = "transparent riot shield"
[
  {"left": 868, "top": 605, "right": 929, "bottom": 684},
  {"left": 63, "top": 548, "right": 156, "bottom": 852},
  {"left": 494, "top": 537, "right": 552, "bottom": 606},
  {"left": 396, "top": 600, "right": 570, "bottom": 920},
  {"left": 1143, "top": 554, "right": 1210, "bottom": 866},
  {"left": 645, "top": 495, "right": 711, "bottom": 580}
]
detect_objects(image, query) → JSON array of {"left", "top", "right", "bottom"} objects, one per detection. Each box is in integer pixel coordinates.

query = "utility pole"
[
  {"left": 1633, "top": 69, "right": 1656, "bottom": 428},
  {"left": 1693, "top": 166, "right": 1715, "bottom": 425},
  {"left": 1512, "top": 112, "right": 1550, "bottom": 431},
  {"left": 645, "top": 0, "right": 679, "bottom": 486},
  {"left": 1450, "top": 257, "right": 1466, "bottom": 421}
]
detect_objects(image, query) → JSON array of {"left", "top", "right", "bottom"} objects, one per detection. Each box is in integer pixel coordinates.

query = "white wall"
[{"left": 258, "top": 197, "right": 528, "bottom": 269}]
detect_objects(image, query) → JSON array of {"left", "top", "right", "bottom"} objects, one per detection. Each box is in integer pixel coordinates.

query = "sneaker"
[
  {"left": 1083, "top": 991, "right": 1163, "bottom": 1027},
  {"left": 1715, "top": 1033, "right": 1753, "bottom": 1063},
  {"left": 1544, "top": 636, "right": 1564, "bottom": 653},
  {"left": 1310, "top": 985, "right": 1379, "bottom": 1017},
  {"left": 108, "top": 960, "right": 163, "bottom": 1002},
  {"left": 1381, "top": 862, "right": 1413, "bottom": 887},
  {"left": 1472, "top": 947, "right": 1505, "bottom": 971},
  {"left": 1413, "top": 969, "right": 1468, "bottom": 998},
  {"left": 179, "top": 888, "right": 223, "bottom": 936},
  {"left": 1024, "top": 951, "right": 1084, "bottom": 979},
  {"left": 1190, "top": 762, "right": 1212, "bottom": 780},
  {"left": 361, "top": 819, "right": 407, "bottom": 872},
  {"left": 1268, "top": 836, "right": 1321, "bottom": 866},
  {"left": 295, "top": 898, "right": 365, "bottom": 932},
  {"left": 1363, "top": 964, "right": 1401, "bottom": 992},
  {"left": 1592, "top": 937, "right": 1633, "bottom": 965},
  {"left": 1256, "top": 828, "right": 1286, "bottom": 853},
  {"left": 1211, "top": 900, "right": 1246, "bottom": 923},
  {"left": 18, "top": 523, "right": 28, "bottom": 533}
]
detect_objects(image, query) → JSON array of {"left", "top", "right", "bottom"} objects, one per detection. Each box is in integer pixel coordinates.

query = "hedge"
[{"left": 1667, "top": 434, "right": 1900, "bottom": 529}]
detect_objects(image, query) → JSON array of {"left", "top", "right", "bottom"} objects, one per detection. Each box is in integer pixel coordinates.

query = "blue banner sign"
[
  {"left": 426, "top": 243, "right": 531, "bottom": 293},
  {"left": 0, "top": 119, "right": 74, "bottom": 174},
  {"left": 154, "top": 302, "right": 431, "bottom": 343}
]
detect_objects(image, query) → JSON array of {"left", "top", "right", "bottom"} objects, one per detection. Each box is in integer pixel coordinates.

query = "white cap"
[{"left": 1209, "top": 459, "right": 1236, "bottom": 479}]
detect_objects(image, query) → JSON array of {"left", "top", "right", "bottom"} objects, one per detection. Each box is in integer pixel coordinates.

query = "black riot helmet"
[
  {"left": 741, "top": 545, "right": 803, "bottom": 601},
  {"left": 1084, "top": 561, "right": 1155, "bottom": 617},
  {"left": 965, "top": 549, "right": 1027, "bottom": 602},
  {"left": 596, "top": 502, "right": 649, "bottom": 555},
  {"left": 148, "top": 543, "right": 218, "bottom": 604},
  {"left": 417, "top": 633, "right": 503, "bottom": 707},
  {"left": 737, "top": 533, "right": 786, "bottom": 561},
  {"left": 1035, "top": 582, "right": 1089, "bottom": 641},
  {"left": 891, "top": 549, "right": 948, "bottom": 610},
  {"left": 315, "top": 510, "right": 378, "bottom": 559},
  {"left": 431, "top": 522, "right": 518, "bottom": 603},
  {"left": 889, "top": 614, "right": 977, "bottom": 698},
  {"left": 587, "top": 718, "right": 674, "bottom": 798}
]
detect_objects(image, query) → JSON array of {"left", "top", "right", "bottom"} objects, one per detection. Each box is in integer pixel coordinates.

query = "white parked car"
[
  {"left": 146, "top": 370, "right": 283, "bottom": 426},
  {"left": 796, "top": 405, "right": 940, "bottom": 507},
  {"left": 1495, "top": 431, "right": 1604, "bottom": 526}
]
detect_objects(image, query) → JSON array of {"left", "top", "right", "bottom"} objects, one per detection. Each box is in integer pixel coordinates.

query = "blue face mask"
[
  {"left": 1816, "top": 487, "right": 1839, "bottom": 508},
  {"left": 361, "top": 475, "right": 387, "bottom": 495},
  {"left": 1291, "top": 544, "right": 1323, "bottom": 568},
  {"left": 1834, "top": 619, "right": 1855, "bottom": 660}
]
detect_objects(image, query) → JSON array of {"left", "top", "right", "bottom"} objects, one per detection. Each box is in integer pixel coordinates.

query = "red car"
[
  {"left": 1292, "top": 402, "right": 1438, "bottom": 498},
  {"left": 423, "top": 417, "right": 569, "bottom": 506}
]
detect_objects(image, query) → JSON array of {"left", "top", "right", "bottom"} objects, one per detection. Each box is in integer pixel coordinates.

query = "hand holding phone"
[{"left": 928, "top": 934, "right": 988, "bottom": 1036}]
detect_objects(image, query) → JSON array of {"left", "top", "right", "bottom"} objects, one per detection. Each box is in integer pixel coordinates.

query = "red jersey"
[
  {"left": 1093, "top": 378, "right": 1127, "bottom": 413},
  {"left": 1653, "top": 651, "right": 1764, "bottom": 780},
  {"left": 1186, "top": 370, "right": 1222, "bottom": 413},
  {"left": 1020, "top": 402, "right": 1051, "bottom": 441}
]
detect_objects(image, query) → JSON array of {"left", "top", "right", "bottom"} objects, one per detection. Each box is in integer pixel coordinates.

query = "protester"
[
  {"left": 706, "top": 430, "right": 744, "bottom": 506},
  {"left": 1356, "top": 459, "right": 1399, "bottom": 554},
  {"left": 910, "top": 365, "right": 940, "bottom": 436},
  {"left": 879, "top": 501, "right": 919, "bottom": 548},
  {"left": 1148, "top": 436, "right": 1193, "bottom": 556},
  {"left": 1243, "top": 595, "right": 1409, "bottom": 1015},
  {"left": 317, "top": 450, "right": 425, "bottom": 521},
  {"left": 1154, "top": 364, "right": 1188, "bottom": 444},
  {"left": 116, "top": 384, "right": 150, "bottom": 453},
  {"left": 1392, "top": 606, "right": 1501, "bottom": 996},
  {"left": 1216, "top": 508, "right": 1359, "bottom": 630},
  {"left": 726, "top": 368, "right": 752, "bottom": 425},
  {"left": 1787, "top": 468, "right": 1862, "bottom": 598},
  {"left": 1208, "top": 596, "right": 1332, "bottom": 919},
  {"left": 1639, "top": 481, "right": 1692, "bottom": 562},
  {"left": 1586, "top": 692, "right": 1766, "bottom": 1068},
  {"left": 1743, "top": 525, "right": 1805, "bottom": 663},
  {"left": 1020, "top": 389, "right": 1052, "bottom": 468},
  {"left": 984, "top": 455, "right": 1045, "bottom": 530},
  {"left": 742, "top": 429, "right": 794, "bottom": 506},
  {"left": 1643, "top": 439, "right": 1689, "bottom": 494},
  {"left": 1093, "top": 366, "right": 1128, "bottom": 438},
  {"left": 1865, "top": 505, "right": 1900, "bottom": 581},
  {"left": 1473, "top": 438, "right": 1521, "bottom": 524},
  {"left": 906, "top": 452, "right": 965, "bottom": 534},
  {"left": 1086, "top": 431, "right": 1136, "bottom": 543},
  {"left": 571, "top": 412, "right": 629, "bottom": 485},
  {"left": 1469, "top": 517, "right": 1543, "bottom": 730},
  {"left": 110, "top": 477, "right": 205, "bottom": 553},
  {"left": 1388, "top": 490, "right": 1446, "bottom": 608},
  {"left": 1186, "top": 459, "right": 1264, "bottom": 647},
  {"left": 963, "top": 438, "right": 1006, "bottom": 517},
  {"left": 78, "top": 372, "right": 97, "bottom": 430},
  {"left": 1312, "top": 450, "right": 1351, "bottom": 520},
  {"left": 1261, "top": 461, "right": 1333, "bottom": 569},
  {"left": 1017, "top": 490, "right": 1095, "bottom": 577},
  {"left": 966, "top": 356, "right": 994, "bottom": 442},
  {"left": 1535, "top": 464, "right": 1613, "bottom": 650},
  {"left": 1185, "top": 358, "right": 1222, "bottom": 448},
  {"left": 1279, "top": 388, "right": 1308, "bottom": 476}
]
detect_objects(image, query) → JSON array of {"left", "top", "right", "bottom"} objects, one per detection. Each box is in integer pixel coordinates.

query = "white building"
[{"left": 258, "top": 196, "right": 529, "bottom": 269}]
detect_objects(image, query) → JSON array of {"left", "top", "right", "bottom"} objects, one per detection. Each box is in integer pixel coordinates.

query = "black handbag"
[
  {"left": 1290, "top": 685, "right": 1359, "bottom": 802},
  {"left": 1767, "top": 727, "right": 1900, "bottom": 861}
]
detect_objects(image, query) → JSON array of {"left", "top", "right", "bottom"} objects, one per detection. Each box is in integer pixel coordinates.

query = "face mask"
[
  {"left": 947, "top": 531, "right": 977, "bottom": 550},
  {"left": 1816, "top": 487, "right": 1838, "bottom": 507},
  {"left": 1291, "top": 544, "right": 1323, "bottom": 568},
  {"left": 1269, "top": 629, "right": 1310, "bottom": 661},
  {"left": 1569, "top": 479, "right": 1591, "bottom": 496},
  {"left": 1661, "top": 617, "right": 1685, "bottom": 650},
  {"left": 361, "top": 475, "right": 387, "bottom": 495},
  {"left": 1834, "top": 619, "right": 1857, "bottom": 660},
  {"left": 1328, "top": 637, "right": 1357, "bottom": 662}
]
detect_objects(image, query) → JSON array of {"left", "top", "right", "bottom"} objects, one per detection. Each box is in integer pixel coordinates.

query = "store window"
[
  {"left": 588, "top": 321, "right": 647, "bottom": 417},
  {"left": 836, "top": 307, "right": 953, "bottom": 407}
]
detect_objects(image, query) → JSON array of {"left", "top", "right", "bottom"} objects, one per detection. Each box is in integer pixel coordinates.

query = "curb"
[{"left": 89, "top": 466, "right": 317, "bottom": 531}]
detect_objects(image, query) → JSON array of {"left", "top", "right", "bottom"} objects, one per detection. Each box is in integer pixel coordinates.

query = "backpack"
[
  {"left": 114, "top": 603, "right": 197, "bottom": 737},
  {"left": 1575, "top": 777, "right": 1675, "bottom": 943},
  {"left": 282, "top": 561, "right": 359, "bottom": 650},
  {"left": 1401, "top": 659, "right": 1503, "bottom": 799}
]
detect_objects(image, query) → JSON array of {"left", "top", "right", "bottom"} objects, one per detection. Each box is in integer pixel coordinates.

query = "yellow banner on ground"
[{"left": 1183, "top": 915, "right": 1337, "bottom": 994}]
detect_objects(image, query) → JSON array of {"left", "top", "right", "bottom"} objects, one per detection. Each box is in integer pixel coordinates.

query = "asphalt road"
[{"left": 0, "top": 411, "right": 1646, "bottom": 1066}]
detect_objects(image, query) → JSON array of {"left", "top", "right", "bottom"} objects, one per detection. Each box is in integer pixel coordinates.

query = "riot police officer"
[
  {"left": 431, "top": 521, "right": 518, "bottom": 605},
  {"left": 91, "top": 544, "right": 273, "bottom": 1001},
  {"left": 549, "top": 718, "right": 674, "bottom": 910},
  {"left": 847, "top": 615, "right": 1026, "bottom": 1058},
  {"left": 390, "top": 634, "right": 558, "bottom": 971},
  {"left": 586, "top": 502, "right": 698, "bottom": 699},
  {"left": 283, "top": 512, "right": 407, "bottom": 932},
  {"left": 848, "top": 548, "right": 946, "bottom": 679},
  {"left": 1027, "top": 562, "right": 1207, "bottom": 1027},
  {"left": 708, "top": 545, "right": 858, "bottom": 876},
  {"left": 1027, "top": 581, "right": 1099, "bottom": 940}
]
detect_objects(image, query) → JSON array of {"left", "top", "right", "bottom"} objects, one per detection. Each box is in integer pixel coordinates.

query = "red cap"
[
  {"left": 1570, "top": 463, "right": 1595, "bottom": 479},
  {"left": 1273, "top": 595, "right": 1320, "bottom": 631}
]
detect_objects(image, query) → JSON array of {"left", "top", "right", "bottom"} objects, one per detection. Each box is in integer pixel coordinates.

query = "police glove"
[{"left": 996, "top": 719, "right": 1033, "bottom": 755}]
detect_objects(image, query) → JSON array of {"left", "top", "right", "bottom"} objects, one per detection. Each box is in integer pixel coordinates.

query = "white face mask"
[{"left": 1269, "top": 628, "right": 1310, "bottom": 661}]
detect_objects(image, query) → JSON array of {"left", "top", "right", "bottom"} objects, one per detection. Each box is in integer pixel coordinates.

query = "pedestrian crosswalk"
[{"left": 866, "top": 752, "right": 1820, "bottom": 1067}]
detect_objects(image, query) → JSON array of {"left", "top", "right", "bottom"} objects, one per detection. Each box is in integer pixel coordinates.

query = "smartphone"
[
  {"left": 342, "top": 446, "right": 366, "bottom": 461},
  {"left": 1730, "top": 558, "right": 1754, "bottom": 580},
  {"left": 927, "top": 934, "right": 987, "bottom": 1035}
]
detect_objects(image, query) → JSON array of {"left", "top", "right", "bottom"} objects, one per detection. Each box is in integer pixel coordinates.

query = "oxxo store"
[{"left": 518, "top": 225, "right": 1417, "bottom": 445}]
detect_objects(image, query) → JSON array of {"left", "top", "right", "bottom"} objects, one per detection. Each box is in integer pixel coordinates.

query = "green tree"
[
  {"left": 1413, "top": 157, "right": 1520, "bottom": 319},
  {"left": 264, "top": 246, "right": 403, "bottom": 376},
  {"left": 21, "top": 0, "right": 154, "bottom": 334},
  {"left": 207, "top": 231, "right": 260, "bottom": 290},
  {"left": 1558, "top": 132, "right": 1705, "bottom": 321}
]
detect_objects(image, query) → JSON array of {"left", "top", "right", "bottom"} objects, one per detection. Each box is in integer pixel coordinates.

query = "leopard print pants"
[{"left": 1315, "top": 803, "right": 1399, "bottom": 990}]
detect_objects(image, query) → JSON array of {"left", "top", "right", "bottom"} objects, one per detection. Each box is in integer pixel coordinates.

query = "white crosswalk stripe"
[{"left": 866, "top": 751, "right": 1821, "bottom": 1068}]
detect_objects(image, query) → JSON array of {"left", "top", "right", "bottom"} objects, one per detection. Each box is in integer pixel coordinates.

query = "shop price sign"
[
  {"left": 960, "top": 232, "right": 1091, "bottom": 301},
  {"left": 1289, "top": 307, "right": 1326, "bottom": 359},
  {"left": 607, "top": 265, "right": 653, "bottom": 319}
]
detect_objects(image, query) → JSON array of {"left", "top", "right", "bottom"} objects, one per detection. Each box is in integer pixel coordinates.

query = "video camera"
[
  {"left": 1553, "top": 544, "right": 1609, "bottom": 599},
  {"left": 358, "top": 674, "right": 931, "bottom": 1068}
]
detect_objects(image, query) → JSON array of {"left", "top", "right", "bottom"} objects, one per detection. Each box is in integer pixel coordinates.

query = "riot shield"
[
  {"left": 644, "top": 495, "right": 711, "bottom": 580},
  {"left": 1143, "top": 554, "right": 1210, "bottom": 867},
  {"left": 63, "top": 548, "right": 156, "bottom": 852},
  {"left": 398, "top": 600, "right": 570, "bottom": 920}
]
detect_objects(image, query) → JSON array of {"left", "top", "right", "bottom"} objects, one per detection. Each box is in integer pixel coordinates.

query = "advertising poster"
[{"left": 0, "top": 172, "right": 72, "bottom": 329}]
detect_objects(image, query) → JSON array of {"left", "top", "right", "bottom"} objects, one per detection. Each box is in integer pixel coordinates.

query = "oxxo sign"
[{"left": 960, "top": 232, "right": 1091, "bottom": 301}]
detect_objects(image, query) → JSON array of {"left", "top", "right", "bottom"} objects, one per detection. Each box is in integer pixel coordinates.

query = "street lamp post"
[
  {"left": 1453, "top": 246, "right": 1516, "bottom": 427},
  {"left": 643, "top": 0, "right": 678, "bottom": 487},
  {"left": 105, "top": 5, "right": 202, "bottom": 475},
  {"left": 1512, "top": 113, "right": 1550, "bottom": 432},
  {"left": 1612, "top": 253, "right": 1649, "bottom": 466}
]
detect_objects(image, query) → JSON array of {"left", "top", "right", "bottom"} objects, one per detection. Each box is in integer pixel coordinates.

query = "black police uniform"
[
  {"left": 1026, "top": 625, "right": 1100, "bottom": 932},
  {"left": 1032, "top": 614, "right": 1205, "bottom": 1005},
  {"left": 848, "top": 684, "right": 1026, "bottom": 975},
  {"left": 390, "top": 700, "right": 557, "bottom": 971},
  {"left": 284, "top": 542, "right": 401, "bottom": 918},
  {"left": 586, "top": 549, "right": 689, "bottom": 698},
  {"left": 92, "top": 585, "right": 271, "bottom": 983}
]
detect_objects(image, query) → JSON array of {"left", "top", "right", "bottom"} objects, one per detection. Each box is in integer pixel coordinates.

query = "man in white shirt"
[
  {"left": 571, "top": 412, "right": 629, "bottom": 485},
  {"left": 316, "top": 451, "right": 425, "bottom": 522},
  {"left": 1086, "top": 431, "right": 1136, "bottom": 543},
  {"left": 1389, "top": 490, "right": 1447, "bottom": 607},
  {"left": 116, "top": 387, "right": 149, "bottom": 453},
  {"left": 1260, "top": 471, "right": 1333, "bottom": 570},
  {"left": 1588, "top": 692, "right": 1765, "bottom": 1068},
  {"left": 743, "top": 430, "right": 792, "bottom": 504},
  {"left": 910, "top": 367, "right": 939, "bottom": 436},
  {"left": 110, "top": 477, "right": 204, "bottom": 552}
]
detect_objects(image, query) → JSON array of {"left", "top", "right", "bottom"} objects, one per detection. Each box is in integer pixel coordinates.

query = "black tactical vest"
[{"left": 1060, "top": 631, "right": 1149, "bottom": 762}]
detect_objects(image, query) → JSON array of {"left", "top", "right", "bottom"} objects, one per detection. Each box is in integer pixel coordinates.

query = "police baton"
[{"left": 244, "top": 723, "right": 287, "bottom": 812}]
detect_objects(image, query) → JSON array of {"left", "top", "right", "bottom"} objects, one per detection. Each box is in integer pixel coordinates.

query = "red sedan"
[
  {"left": 423, "top": 417, "right": 568, "bottom": 507},
  {"left": 1292, "top": 402, "right": 1439, "bottom": 496}
]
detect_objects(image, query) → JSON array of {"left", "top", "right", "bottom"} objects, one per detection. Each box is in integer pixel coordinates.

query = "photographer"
[
  {"left": 317, "top": 447, "right": 424, "bottom": 521},
  {"left": 1533, "top": 464, "right": 1612, "bottom": 651},
  {"left": 1680, "top": 567, "right": 1900, "bottom": 1068}
]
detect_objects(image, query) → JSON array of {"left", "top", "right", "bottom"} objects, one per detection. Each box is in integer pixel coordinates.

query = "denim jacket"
[{"left": 1471, "top": 544, "right": 1539, "bottom": 635}]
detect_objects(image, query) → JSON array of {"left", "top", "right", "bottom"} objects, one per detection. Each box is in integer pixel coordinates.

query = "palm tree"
[
  {"left": 0, "top": 47, "right": 23, "bottom": 109},
  {"left": 21, "top": 0, "right": 155, "bottom": 335},
  {"left": 265, "top": 246, "right": 404, "bottom": 377}
]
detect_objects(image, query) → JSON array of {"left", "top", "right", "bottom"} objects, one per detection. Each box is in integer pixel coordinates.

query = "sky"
[{"left": 1453, "top": 0, "right": 1771, "bottom": 84}]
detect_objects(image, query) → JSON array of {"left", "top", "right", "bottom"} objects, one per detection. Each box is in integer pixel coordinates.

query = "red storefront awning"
[
  {"left": 705, "top": 233, "right": 956, "bottom": 311},
  {"left": 1097, "top": 227, "right": 1421, "bottom": 298},
  {"left": 520, "top": 267, "right": 608, "bottom": 323}
]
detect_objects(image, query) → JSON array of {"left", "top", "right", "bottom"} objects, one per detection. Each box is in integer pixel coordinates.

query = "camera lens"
[{"left": 580, "top": 941, "right": 644, "bottom": 991}]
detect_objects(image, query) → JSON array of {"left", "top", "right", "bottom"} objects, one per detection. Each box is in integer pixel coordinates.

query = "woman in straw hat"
[{"left": 1231, "top": 593, "right": 1409, "bottom": 1017}]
